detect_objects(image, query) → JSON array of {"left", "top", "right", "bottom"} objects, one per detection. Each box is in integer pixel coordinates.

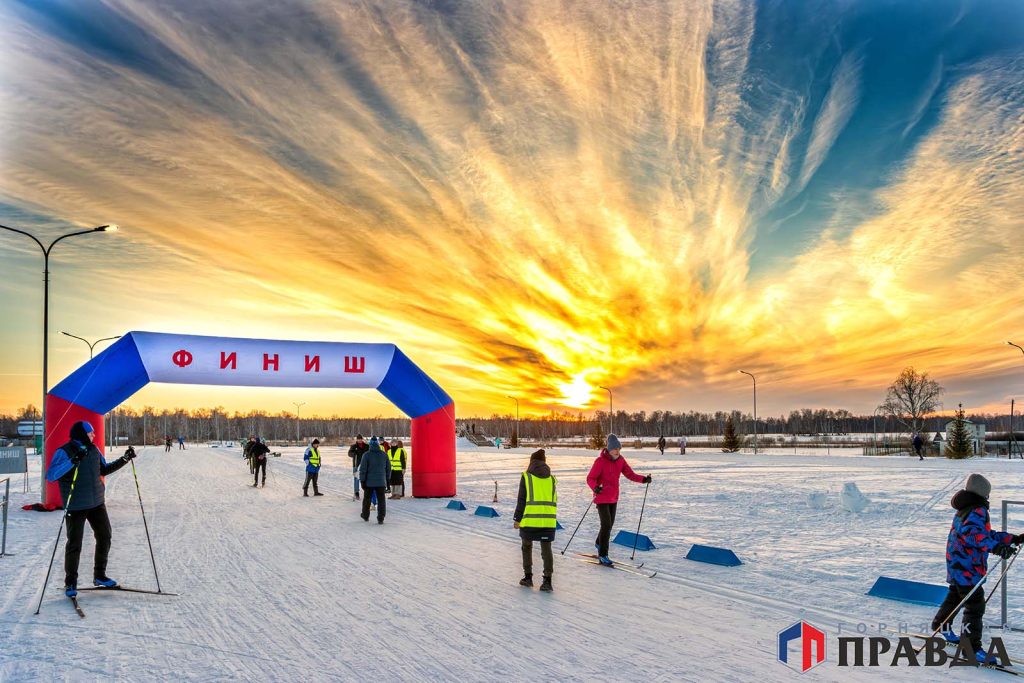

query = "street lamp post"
[
  {"left": 61, "top": 332, "right": 121, "bottom": 359},
  {"left": 62, "top": 333, "right": 122, "bottom": 450},
  {"left": 1, "top": 223, "right": 117, "bottom": 504},
  {"left": 598, "top": 386, "right": 613, "bottom": 436},
  {"left": 293, "top": 402, "right": 306, "bottom": 443},
  {"left": 1008, "top": 343, "right": 1024, "bottom": 458},
  {"left": 506, "top": 396, "right": 519, "bottom": 446},
  {"left": 738, "top": 371, "right": 758, "bottom": 455}
]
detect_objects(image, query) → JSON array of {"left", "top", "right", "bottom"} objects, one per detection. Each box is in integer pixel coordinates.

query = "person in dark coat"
[
  {"left": 657, "top": 435, "right": 666, "bottom": 455},
  {"left": 931, "top": 474, "right": 1024, "bottom": 661},
  {"left": 45, "top": 421, "right": 137, "bottom": 597},
  {"left": 348, "top": 435, "right": 369, "bottom": 500},
  {"left": 513, "top": 449, "right": 557, "bottom": 592},
  {"left": 358, "top": 436, "right": 391, "bottom": 523},
  {"left": 913, "top": 433, "right": 924, "bottom": 460},
  {"left": 250, "top": 437, "right": 270, "bottom": 488}
]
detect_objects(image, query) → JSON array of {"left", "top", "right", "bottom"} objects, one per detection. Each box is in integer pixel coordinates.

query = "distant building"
[{"left": 944, "top": 419, "right": 986, "bottom": 455}]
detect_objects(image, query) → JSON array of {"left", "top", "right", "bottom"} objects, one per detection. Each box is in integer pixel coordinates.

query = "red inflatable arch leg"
[
  {"left": 44, "top": 394, "right": 104, "bottom": 508},
  {"left": 411, "top": 403, "right": 456, "bottom": 498}
]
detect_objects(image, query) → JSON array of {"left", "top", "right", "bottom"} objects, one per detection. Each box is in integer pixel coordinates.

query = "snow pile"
[
  {"left": 807, "top": 491, "right": 829, "bottom": 509},
  {"left": 840, "top": 482, "right": 870, "bottom": 512}
]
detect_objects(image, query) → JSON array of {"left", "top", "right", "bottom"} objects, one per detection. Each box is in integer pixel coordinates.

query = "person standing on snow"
[
  {"left": 250, "top": 437, "right": 270, "bottom": 488},
  {"left": 679, "top": 435, "right": 687, "bottom": 455},
  {"left": 586, "top": 434, "right": 651, "bottom": 566},
  {"left": 657, "top": 435, "right": 666, "bottom": 455},
  {"left": 514, "top": 449, "right": 557, "bottom": 592},
  {"left": 178, "top": 435, "right": 186, "bottom": 450},
  {"left": 359, "top": 436, "right": 391, "bottom": 524},
  {"left": 164, "top": 435, "right": 172, "bottom": 452},
  {"left": 348, "top": 435, "right": 369, "bottom": 501},
  {"left": 303, "top": 438, "right": 324, "bottom": 497},
  {"left": 243, "top": 436, "right": 256, "bottom": 474},
  {"left": 931, "top": 474, "right": 1024, "bottom": 663},
  {"left": 388, "top": 439, "right": 407, "bottom": 499},
  {"left": 45, "top": 421, "right": 138, "bottom": 597},
  {"left": 913, "top": 433, "right": 924, "bottom": 460}
]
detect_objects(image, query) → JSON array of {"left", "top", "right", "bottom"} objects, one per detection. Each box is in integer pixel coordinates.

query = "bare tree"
[{"left": 880, "top": 367, "right": 944, "bottom": 434}]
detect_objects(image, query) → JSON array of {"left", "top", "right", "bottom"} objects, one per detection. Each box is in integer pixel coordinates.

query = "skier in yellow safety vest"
[
  {"left": 388, "top": 440, "right": 407, "bottom": 499},
  {"left": 303, "top": 439, "right": 323, "bottom": 497},
  {"left": 513, "top": 449, "right": 557, "bottom": 592}
]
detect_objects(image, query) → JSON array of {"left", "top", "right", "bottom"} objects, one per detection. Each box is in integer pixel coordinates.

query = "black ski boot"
[
  {"left": 303, "top": 491, "right": 309, "bottom": 497},
  {"left": 539, "top": 576, "right": 552, "bottom": 592},
  {"left": 314, "top": 491, "right": 324, "bottom": 496},
  {"left": 519, "top": 574, "right": 533, "bottom": 587}
]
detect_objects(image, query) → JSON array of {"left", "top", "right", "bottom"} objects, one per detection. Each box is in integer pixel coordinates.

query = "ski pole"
[
  {"left": 127, "top": 448, "right": 163, "bottom": 594},
  {"left": 631, "top": 481, "right": 651, "bottom": 561},
  {"left": 35, "top": 464, "right": 79, "bottom": 615},
  {"left": 985, "top": 546, "right": 1022, "bottom": 608},
  {"left": 561, "top": 496, "right": 596, "bottom": 555},
  {"left": 915, "top": 552, "right": 1020, "bottom": 653}
]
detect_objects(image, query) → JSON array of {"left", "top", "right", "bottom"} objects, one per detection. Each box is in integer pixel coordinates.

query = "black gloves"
[
  {"left": 1013, "top": 534, "right": 1024, "bottom": 546},
  {"left": 123, "top": 446, "right": 136, "bottom": 460},
  {"left": 993, "top": 544, "right": 1017, "bottom": 560},
  {"left": 643, "top": 475, "right": 653, "bottom": 484},
  {"left": 68, "top": 445, "right": 86, "bottom": 465},
  {"left": 594, "top": 485, "right": 603, "bottom": 494}
]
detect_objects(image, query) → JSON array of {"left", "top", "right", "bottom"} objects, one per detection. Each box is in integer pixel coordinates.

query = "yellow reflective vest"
[
  {"left": 388, "top": 447, "right": 406, "bottom": 473},
  {"left": 307, "top": 447, "right": 320, "bottom": 468},
  {"left": 520, "top": 472, "right": 557, "bottom": 528}
]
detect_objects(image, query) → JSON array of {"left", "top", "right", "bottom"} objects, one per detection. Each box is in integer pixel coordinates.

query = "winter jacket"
[
  {"left": 348, "top": 441, "right": 369, "bottom": 469},
  {"left": 359, "top": 446, "right": 392, "bottom": 488},
  {"left": 250, "top": 442, "right": 270, "bottom": 461},
  {"left": 514, "top": 460, "right": 557, "bottom": 541},
  {"left": 946, "top": 490, "right": 1014, "bottom": 586},
  {"left": 586, "top": 449, "right": 644, "bottom": 504},
  {"left": 303, "top": 446, "right": 322, "bottom": 474},
  {"left": 46, "top": 440, "right": 131, "bottom": 511}
]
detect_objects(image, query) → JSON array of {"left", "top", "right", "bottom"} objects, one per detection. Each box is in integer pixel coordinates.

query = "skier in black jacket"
[
  {"left": 45, "top": 421, "right": 137, "bottom": 597},
  {"left": 251, "top": 438, "right": 271, "bottom": 487},
  {"left": 348, "top": 435, "right": 369, "bottom": 500}
]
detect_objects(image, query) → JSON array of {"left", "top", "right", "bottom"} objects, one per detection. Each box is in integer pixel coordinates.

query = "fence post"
[
  {"left": 1004, "top": 500, "right": 1009, "bottom": 629},
  {"left": 1, "top": 478, "right": 8, "bottom": 558}
]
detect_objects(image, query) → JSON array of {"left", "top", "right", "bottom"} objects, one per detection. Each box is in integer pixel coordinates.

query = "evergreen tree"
[
  {"left": 945, "top": 403, "right": 973, "bottom": 459},
  {"left": 721, "top": 415, "right": 741, "bottom": 453},
  {"left": 589, "top": 420, "right": 606, "bottom": 450}
]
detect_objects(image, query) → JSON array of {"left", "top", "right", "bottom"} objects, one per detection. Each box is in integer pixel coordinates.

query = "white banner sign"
[{"left": 132, "top": 332, "right": 395, "bottom": 389}]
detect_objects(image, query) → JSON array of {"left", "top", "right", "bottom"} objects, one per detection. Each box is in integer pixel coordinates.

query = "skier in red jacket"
[{"left": 586, "top": 434, "right": 651, "bottom": 565}]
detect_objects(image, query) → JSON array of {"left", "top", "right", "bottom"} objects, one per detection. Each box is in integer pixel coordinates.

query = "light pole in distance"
[{"left": 738, "top": 370, "right": 758, "bottom": 455}]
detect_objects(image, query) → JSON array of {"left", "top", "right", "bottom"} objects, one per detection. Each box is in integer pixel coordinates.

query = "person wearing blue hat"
[{"left": 45, "top": 420, "right": 138, "bottom": 597}]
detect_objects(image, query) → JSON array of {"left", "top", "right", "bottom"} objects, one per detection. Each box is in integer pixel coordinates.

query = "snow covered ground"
[{"left": 2, "top": 444, "right": 1024, "bottom": 680}]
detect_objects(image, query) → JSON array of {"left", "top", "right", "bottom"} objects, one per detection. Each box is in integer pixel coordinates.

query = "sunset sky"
[{"left": 1, "top": 0, "right": 1022, "bottom": 420}]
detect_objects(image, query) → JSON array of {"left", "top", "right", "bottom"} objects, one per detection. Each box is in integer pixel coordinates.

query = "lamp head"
[{"left": 96, "top": 224, "right": 119, "bottom": 232}]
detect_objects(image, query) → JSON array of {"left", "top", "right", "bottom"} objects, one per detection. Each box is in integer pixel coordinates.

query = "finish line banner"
[{"left": 133, "top": 332, "right": 395, "bottom": 389}]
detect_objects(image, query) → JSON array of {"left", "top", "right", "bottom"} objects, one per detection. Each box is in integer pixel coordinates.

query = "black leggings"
[
  {"left": 595, "top": 503, "right": 617, "bottom": 557},
  {"left": 65, "top": 504, "right": 112, "bottom": 586},
  {"left": 932, "top": 584, "right": 986, "bottom": 648},
  {"left": 253, "top": 459, "right": 266, "bottom": 485}
]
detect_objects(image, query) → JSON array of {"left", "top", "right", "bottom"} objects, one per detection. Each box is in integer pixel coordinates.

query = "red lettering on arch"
[
  {"left": 220, "top": 352, "right": 237, "bottom": 370},
  {"left": 263, "top": 353, "right": 280, "bottom": 372},
  {"left": 305, "top": 355, "right": 320, "bottom": 373},
  {"left": 344, "top": 356, "right": 365, "bottom": 374}
]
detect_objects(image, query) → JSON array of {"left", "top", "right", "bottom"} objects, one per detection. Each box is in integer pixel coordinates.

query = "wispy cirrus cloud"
[{"left": 0, "top": 0, "right": 1021, "bottom": 418}]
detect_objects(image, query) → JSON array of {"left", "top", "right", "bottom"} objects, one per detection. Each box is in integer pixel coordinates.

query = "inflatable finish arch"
[{"left": 43, "top": 332, "right": 455, "bottom": 504}]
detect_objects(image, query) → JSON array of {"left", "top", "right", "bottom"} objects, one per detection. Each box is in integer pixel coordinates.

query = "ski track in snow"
[{"left": 1, "top": 445, "right": 1022, "bottom": 681}]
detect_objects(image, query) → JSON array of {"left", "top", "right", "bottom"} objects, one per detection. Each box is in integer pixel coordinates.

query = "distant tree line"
[{"left": 3, "top": 403, "right": 1022, "bottom": 445}]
